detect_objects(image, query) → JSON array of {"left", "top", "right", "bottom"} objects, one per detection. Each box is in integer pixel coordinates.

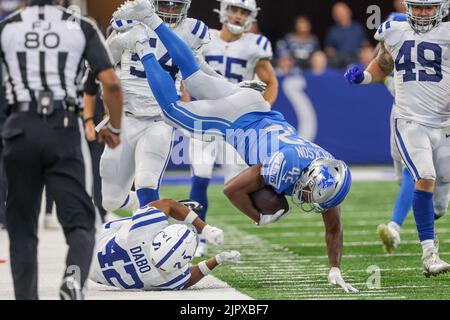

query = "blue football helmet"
[{"left": 292, "top": 159, "right": 352, "bottom": 213}]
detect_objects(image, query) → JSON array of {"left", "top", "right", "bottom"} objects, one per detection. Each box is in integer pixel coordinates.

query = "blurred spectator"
[
  {"left": 0, "top": 0, "right": 22, "bottom": 19},
  {"left": 276, "top": 52, "right": 299, "bottom": 76},
  {"left": 309, "top": 51, "right": 328, "bottom": 76},
  {"left": 359, "top": 44, "right": 375, "bottom": 68},
  {"left": 325, "top": 2, "right": 368, "bottom": 69},
  {"left": 276, "top": 15, "right": 320, "bottom": 70},
  {"left": 393, "top": 0, "right": 405, "bottom": 13}
]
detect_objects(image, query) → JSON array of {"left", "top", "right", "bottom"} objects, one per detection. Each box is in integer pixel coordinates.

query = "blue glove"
[
  {"left": 388, "top": 12, "right": 407, "bottom": 22},
  {"left": 344, "top": 65, "right": 365, "bottom": 84}
]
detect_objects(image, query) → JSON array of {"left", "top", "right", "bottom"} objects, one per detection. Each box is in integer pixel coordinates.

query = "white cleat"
[
  {"left": 422, "top": 247, "right": 450, "bottom": 277},
  {"left": 113, "top": 0, "right": 156, "bottom": 25},
  {"left": 43, "top": 214, "right": 60, "bottom": 230},
  {"left": 112, "top": 23, "right": 151, "bottom": 52},
  {"left": 377, "top": 223, "right": 400, "bottom": 253},
  {"left": 194, "top": 236, "right": 208, "bottom": 258}
]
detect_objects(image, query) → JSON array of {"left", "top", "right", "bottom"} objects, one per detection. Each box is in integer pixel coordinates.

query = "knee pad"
[
  {"left": 135, "top": 171, "right": 160, "bottom": 190},
  {"left": 102, "top": 196, "right": 124, "bottom": 212}
]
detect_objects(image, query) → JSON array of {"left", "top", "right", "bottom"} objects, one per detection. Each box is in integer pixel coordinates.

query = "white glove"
[
  {"left": 216, "top": 251, "right": 241, "bottom": 265},
  {"left": 202, "top": 225, "right": 224, "bottom": 245},
  {"left": 257, "top": 209, "right": 290, "bottom": 227},
  {"left": 328, "top": 267, "right": 358, "bottom": 293},
  {"left": 110, "top": 18, "right": 138, "bottom": 32}
]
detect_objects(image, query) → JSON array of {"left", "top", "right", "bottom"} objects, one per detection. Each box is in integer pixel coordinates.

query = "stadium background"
[
  {"left": 3, "top": 0, "right": 450, "bottom": 301},
  {"left": 86, "top": 0, "right": 396, "bottom": 164}
]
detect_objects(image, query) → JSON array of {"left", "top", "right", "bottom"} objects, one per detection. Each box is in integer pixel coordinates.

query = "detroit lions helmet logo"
[{"left": 317, "top": 165, "right": 335, "bottom": 190}]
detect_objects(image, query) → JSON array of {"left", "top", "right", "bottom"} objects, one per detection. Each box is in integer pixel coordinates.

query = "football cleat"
[
  {"left": 112, "top": 23, "right": 151, "bottom": 52},
  {"left": 59, "top": 276, "right": 84, "bottom": 300},
  {"left": 113, "top": 0, "right": 157, "bottom": 25},
  {"left": 178, "top": 199, "right": 204, "bottom": 215},
  {"left": 377, "top": 223, "right": 400, "bottom": 253},
  {"left": 422, "top": 247, "right": 450, "bottom": 277}
]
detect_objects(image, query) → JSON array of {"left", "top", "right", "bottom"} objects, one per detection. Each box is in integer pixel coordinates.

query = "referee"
[{"left": 0, "top": 0, "right": 123, "bottom": 300}]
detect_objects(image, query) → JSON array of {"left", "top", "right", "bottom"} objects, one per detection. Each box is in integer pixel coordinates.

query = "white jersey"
[
  {"left": 375, "top": 21, "right": 450, "bottom": 128},
  {"left": 90, "top": 207, "right": 191, "bottom": 290},
  {"left": 201, "top": 29, "right": 273, "bottom": 83},
  {"left": 116, "top": 18, "right": 210, "bottom": 117}
]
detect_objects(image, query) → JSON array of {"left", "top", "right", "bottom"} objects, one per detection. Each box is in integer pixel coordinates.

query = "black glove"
[{"left": 178, "top": 199, "right": 204, "bottom": 215}]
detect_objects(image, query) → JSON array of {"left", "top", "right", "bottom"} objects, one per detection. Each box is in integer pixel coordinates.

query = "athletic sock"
[
  {"left": 136, "top": 188, "right": 159, "bottom": 208},
  {"left": 189, "top": 176, "right": 210, "bottom": 222},
  {"left": 391, "top": 168, "right": 415, "bottom": 226},
  {"left": 412, "top": 190, "right": 435, "bottom": 244}
]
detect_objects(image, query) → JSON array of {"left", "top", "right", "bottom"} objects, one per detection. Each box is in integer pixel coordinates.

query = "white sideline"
[{"left": 0, "top": 229, "right": 251, "bottom": 300}]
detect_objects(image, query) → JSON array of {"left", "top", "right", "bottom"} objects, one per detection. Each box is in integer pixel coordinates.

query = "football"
[{"left": 250, "top": 186, "right": 290, "bottom": 215}]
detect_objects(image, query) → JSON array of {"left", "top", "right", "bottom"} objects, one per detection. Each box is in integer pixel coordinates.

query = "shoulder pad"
[
  {"left": 182, "top": 18, "right": 210, "bottom": 49},
  {"left": 374, "top": 20, "right": 404, "bottom": 47},
  {"left": 245, "top": 33, "right": 273, "bottom": 60}
]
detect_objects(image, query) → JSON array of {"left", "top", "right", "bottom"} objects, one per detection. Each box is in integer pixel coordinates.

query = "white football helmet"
[
  {"left": 155, "top": 0, "right": 191, "bottom": 28},
  {"left": 292, "top": 158, "right": 352, "bottom": 213},
  {"left": 215, "top": 0, "right": 260, "bottom": 35},
  {"left": 150, "top": 224, "right": 198, "bottom": 272},
  {"left": 403, "top": 0, "right": 446, "bottom": 33}
]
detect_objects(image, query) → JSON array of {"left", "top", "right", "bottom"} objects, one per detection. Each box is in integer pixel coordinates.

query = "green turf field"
[{"left": 153, "top": 181, "right": 450, "bottom": 299}]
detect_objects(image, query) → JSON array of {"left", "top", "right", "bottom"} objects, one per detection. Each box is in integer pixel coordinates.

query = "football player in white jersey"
[
  {"left": 188, "top": 0, "right": 278, "bottom": 257},
  {"left": 90, "top": 199, "right": 240, "bottom": 290},
  {"left": 345, "top": 0, "right": 450, "bottom": 276},
  {"left": 100, "top": 0, "right": 213, "bottom": 214}
]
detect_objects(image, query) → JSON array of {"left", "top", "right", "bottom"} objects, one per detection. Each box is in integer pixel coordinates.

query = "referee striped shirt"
[{"left": 0, "top": 5, "right": 113, "bottom": 105}]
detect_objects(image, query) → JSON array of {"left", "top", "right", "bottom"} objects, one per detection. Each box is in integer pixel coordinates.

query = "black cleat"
[
  {"left": 178, "top": 200, "right": 204, "bottom": 215},
  {"left": 59, "top": 276, "right": 84, "bottom": 300}
]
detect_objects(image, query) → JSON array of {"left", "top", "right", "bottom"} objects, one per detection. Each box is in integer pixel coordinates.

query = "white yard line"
[{"left": 0, "top": 229, "right": 251, "bottom": 300}]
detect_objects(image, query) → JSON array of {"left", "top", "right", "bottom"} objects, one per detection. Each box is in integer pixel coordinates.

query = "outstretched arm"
[
  {"left": 322, "top": 206, "right": 343, "bottom": 268},
  {"left": 151, "top": 199, "right": 206, "bottom": 232},
  {"left": 322, "top": 206, "right": 358, "bottom": 293},
  {"left": 185, "top": 251, "right": 240, "bottom": 288},
  {"left": 150, "top": 199, "right": 224, "bottom": 245},
  {"left": 344, "top": 42, "right": 394, "bottom": 84},
  {"left": 366, "top": 42, "right": 395, "bottom": 83}
]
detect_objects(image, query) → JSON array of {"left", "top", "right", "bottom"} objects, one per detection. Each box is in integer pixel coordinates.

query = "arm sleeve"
[
  {"left": 83, "top": 69, "right": 99, "bottom": 96},
  {"left": 80, "top": 19, "right": 114, "bottom": 77}
]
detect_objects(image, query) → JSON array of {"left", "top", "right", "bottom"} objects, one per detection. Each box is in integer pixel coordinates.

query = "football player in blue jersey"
[{"left": 113, "top": 0, "right": 356, "bottom": 292}]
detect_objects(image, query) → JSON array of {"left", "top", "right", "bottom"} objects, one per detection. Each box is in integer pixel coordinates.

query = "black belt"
[{"left": 10, "top": 100, "right": 78, "bottom": 114}]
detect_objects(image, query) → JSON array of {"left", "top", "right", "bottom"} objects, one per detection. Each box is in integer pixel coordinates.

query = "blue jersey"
[{"left": 229, "top": 111, "right": 334, "bottom": 195}]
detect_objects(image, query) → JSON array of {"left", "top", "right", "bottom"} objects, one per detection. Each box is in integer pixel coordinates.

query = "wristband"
[
  {"left": 84, "top": 117, "right": 94, "bottom": 124},
  {"left": 198, "top": 261, "right": 212, "bottom": 276},
  {"left": 107, "top": 122, "right": 121, "bottom": 135},
  {"left": 361, "top": 71, "right": 373, "bottom": 84},
  {"left": 184, "top": 210, "right": 198, "bottom": 224}
]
